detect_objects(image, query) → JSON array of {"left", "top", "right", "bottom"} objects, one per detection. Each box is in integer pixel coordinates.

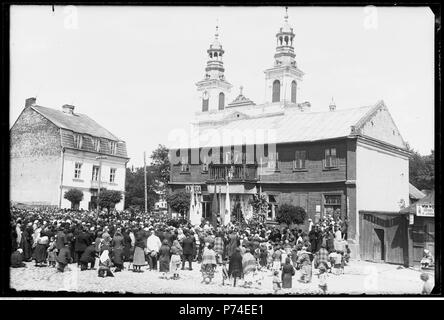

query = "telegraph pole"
[
  {"left": 96, "top": 155, "right": 107, "bottom": 213},
  {"left": 144, "top": 151, "right": 148, "bottom": 214}
]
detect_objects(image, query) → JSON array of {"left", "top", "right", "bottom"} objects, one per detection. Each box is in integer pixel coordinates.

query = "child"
[
  {"left": 267, "top": 245, "right": 274, "bottom": 270},
  {"left": 318, "top": 264, "right": 328, "bottom": 294},
  {"left": 272, "top": 246, "right": 282, "bottom": 272},
  {"left": 272, "top": 271, "right": 282, "bottom": 294},
  {"left": 47, "top": 237, "right": 57, "bottom": 268},
  {"left": 221, "top": 260, "right": 229, "bottom": 286},
  {"left": 56, "top": 242, "right": 71, "bottom": 273},
  {"left": 98, "top": 250, "right": 114, "bottom": 278},
  {"left": 420, "top": 273, "right": 433, "bottom": 295}
]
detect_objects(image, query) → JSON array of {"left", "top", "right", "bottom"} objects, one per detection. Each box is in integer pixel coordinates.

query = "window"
[
  {"left": 291, "top": 81, "right": 297, "bottom": 103},
  {"left": 202, "top": 98, "right": 209, "bottom": 112},
  {"left": 218, "top": 92, "right": 225, "bottom": 110},
  {"left": 92, "top": 166, "right": 100, "bottom": 181},
  {"left": 92, "top": 138, "right": 101, "bottom": 152},
  {"left": 180, "top": 156, "right": 190, "bottom": 173},
  {"left": 267, "top": 152, "right": 279, "bottom": 170},
  {"left": 224, "top": 151, "right": 232, "bottom": 164},
  {"left": 294, "top": 150, "right": 306, "bottom": 170},
  {"left": 74, "top": 162, "right": 82, "bottom": 179},
  {"left": 272, "top": 80, "right": 280, "bottom": 102},
  {"left": 73, "top": 133, "right": 83, "bottom": 149},
  {"left": 201, "top": 156, "right": 208, "bottom": 172},
  {"left": 109, "top": 168, "right": 116, "bottom": 183},
  {"left": 109, "top": 141, "right": 117, "bottom": 155},
  {"left": 233, "top": 150, "right": 244, "bottom": 164},
  {"left": 324, "top": 148, "right": 338, "bottom": 168}
]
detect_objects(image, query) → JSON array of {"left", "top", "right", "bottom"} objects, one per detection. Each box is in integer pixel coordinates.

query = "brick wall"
[{"left": 10, "top": 107, "right": 62, "bottom": 205}]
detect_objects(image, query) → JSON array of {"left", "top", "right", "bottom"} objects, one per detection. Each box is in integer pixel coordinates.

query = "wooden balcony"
[{"left": 208, "top": 164, "right": 259, "bottom": 182}]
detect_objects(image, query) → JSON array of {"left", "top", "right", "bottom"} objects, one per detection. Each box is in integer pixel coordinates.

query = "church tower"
[
  {"left": 264, "top": 8, "right": 304, "bottom": 106},
  {"left": 196, "top": 25, "right": 233, "bottom": 112}
]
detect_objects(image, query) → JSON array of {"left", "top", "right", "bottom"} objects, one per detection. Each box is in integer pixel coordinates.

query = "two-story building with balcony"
[
  {"left": 169, "top": 11, "right": 411, "bottom": 263},
  {"left": 10, "top": 97, "right": 129, "bottom": 211}
]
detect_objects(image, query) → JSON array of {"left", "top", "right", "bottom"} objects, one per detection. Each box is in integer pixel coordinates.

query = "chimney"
[
  {"left": 62, "top": 104, "right": 75, "bottom": 115},
  {"left": 25, "top": 97, "right": 36, "bottom": 108}
]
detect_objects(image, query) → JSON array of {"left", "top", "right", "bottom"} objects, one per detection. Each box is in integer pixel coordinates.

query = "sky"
[{"left": 10, "top": 6, "right": 435, "bottom": 167}]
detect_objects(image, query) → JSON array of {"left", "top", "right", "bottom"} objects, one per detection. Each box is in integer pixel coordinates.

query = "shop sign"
[
  {"left": 185, "top": 185, "right": 201, "bottom": 193},
  {"left": 409, "top": 213, "right": 414, "bottom": 225},
  {"left": 416, "top": 204, "right": 434, "bottom": 217}
]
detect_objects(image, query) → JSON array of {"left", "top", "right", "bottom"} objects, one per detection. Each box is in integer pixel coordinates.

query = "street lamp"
[{"left": 96, "top": 155, "right": 107, "bottom": 213}]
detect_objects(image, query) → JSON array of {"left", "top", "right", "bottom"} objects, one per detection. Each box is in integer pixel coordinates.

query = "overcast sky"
[{"left": 10, "top": 6, "right": 435, "bottom": 166}]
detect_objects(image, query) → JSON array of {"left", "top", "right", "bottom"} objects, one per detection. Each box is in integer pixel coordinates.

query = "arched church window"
[
  {"left": 279, "top": 37, "right": 283, "bottom": 45},
  {"left": 219, "top": 92, "right": 225, "bottom": 110},
  {"left": 272, "top": 80, "right": 280, "bottom": 103},
  {"left": 291, "top": 81, "right": 297, "bottom": 103},
  {"left": 284, "top": 36, "right": 289, "bottom": 45},
  {"left": 209, "top": 52, "right": 212, "bottom": 58},
  {"left": 202, "top": 98, "right": 209, "bottom": 112},
  {"left": 214, "top": 52, "right": 218, "bottom": 58}
]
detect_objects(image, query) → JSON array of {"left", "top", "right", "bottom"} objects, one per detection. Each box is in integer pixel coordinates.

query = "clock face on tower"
[{"left": 203, "top": 91, "right": 209, "bottom": 99}]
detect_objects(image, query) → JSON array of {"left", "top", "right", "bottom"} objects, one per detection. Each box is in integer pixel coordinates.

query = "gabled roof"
[
  {"left": 174, "top": 101, "right": 396, "bottom": 149},
  {"left": 409, "top": 183, "right": 426, "bottom": 200},
  {"left": 31, "top": 105, "right": 120, "bottom": 141},
  {"left": 401, "top": 190, "right": 435, "bottom": 214}
]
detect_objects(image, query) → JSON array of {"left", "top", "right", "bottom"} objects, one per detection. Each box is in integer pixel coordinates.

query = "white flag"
[{"left": 224, "top": 181, "right": 231, "bottom": 226}]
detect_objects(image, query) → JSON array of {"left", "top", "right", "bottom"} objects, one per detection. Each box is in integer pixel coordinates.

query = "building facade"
[
  {"left": 169, "top": 11, "right": 410, "bottom": 261},
  {"left": 10, "top": 98, "right": 129, "bottom": 211}
]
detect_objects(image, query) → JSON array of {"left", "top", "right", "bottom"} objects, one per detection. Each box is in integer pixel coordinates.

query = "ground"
[{"left": 10, "top": 260, "right": 434, "bottom": 295}]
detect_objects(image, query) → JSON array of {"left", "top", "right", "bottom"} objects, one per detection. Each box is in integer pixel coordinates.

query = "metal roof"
[
  {"left": 32, "top": 105, "right": 120, "bottom": 141},
  {"left": 173, "top": 102, "right": 383, "bottom": 149}
]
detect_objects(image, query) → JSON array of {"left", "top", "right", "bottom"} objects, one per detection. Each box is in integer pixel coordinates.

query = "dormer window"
[
  {"left": 109, "top": 141, "right": 117, "bottom": 155},
  {"left": 73, "top": 133, "right": 83, "bottom": 149},
  {"left": 92, "top": 138, "right": 101, "bottom": 152},
  {"left": 180, "top": 156, "right": 190, "bottom": 173}
]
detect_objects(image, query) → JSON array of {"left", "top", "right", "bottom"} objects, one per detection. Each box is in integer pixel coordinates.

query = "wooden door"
[{"left": 373, "top": 228, "right": 385, "bottom": 262}]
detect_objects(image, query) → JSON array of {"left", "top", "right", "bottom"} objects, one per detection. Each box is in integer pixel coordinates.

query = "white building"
[{"left": 10, "top": 97, "right": 129, "bottom": 211}]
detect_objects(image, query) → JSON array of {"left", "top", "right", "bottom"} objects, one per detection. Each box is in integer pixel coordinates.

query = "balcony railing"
[{"left": 208, "top": 164, "right": 258, "bottom": 182}]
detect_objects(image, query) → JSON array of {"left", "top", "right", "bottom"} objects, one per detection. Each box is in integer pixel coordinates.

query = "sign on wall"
[
  {"left": 416, "top": 204, "right": 434, "bottom": 217},
  {"left": 185, "top": 185, "right": 201, "bottom": 193}
]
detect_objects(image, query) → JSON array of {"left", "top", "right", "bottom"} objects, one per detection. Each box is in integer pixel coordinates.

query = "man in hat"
[{"left": 146, "top": 229, "right": 161, "bottom": 271}]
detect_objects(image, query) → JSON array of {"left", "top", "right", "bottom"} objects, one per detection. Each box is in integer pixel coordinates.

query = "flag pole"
[{"left": 144, "top": 151, "right": 148, "bottom": 214}]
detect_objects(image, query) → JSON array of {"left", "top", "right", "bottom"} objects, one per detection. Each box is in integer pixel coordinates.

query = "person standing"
[
  {"left": 146, "top": 229, "right": 162, "bottom": 271},
  {"left": 170, "top": 240, "right": 182, "bottom": 279},
  {"left": 281, "top": 257, "right": 295, "bottom": 289},
  {"left": 133, "top": 227, "right": 146, "bottom": 272},
  {"left": 214, "top": 232, "right": 224, "bottom": 265},
  {"left": 242, "top": 248, "right": 257, "bottom": 288},
  {"left": 74, "top": 227, "right": 91, "bottom": 266},
  {"left": 111, "top": 228, "right": 124, "bottom": 272},
  {"left": 201, "top": 243, "right": 217, "bottom": 284},
  {"left": 158, "top": 239, "right": 171, "bottom": 278},
  {"left": 228, "top": 247, "right": 243, "bottom": 287},
  {"left": 227, "top": 230, "right": 239, "bottom": 259},
  {"left": 181, "top": 232, "right": 195, "bottom": 270}
]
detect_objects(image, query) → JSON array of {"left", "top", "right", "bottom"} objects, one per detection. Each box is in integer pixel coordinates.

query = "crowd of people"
[{"left": 10, "top": 206, "right": 352, "bottom": 293}]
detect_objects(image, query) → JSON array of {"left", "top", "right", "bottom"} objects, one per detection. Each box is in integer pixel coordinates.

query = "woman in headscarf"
[
  {"left": 228, "top": 247, "right": 243, "bottom": 287},
  {"left": 227, "top": 230, "right": 239, "bottom": 259},
  {"left": 32, "top": 233, "right": 49, "bottom": 267},
  {"left": 20, "top": 223, "right": 33, "bottom": 262},
  {"left": 297, "top": 246, "right": 312, "bottom": 283},
  {"left": 170, "top": 239, "right": 182, "bottom": 279},
  {"left": 242, "top": 248, "right": 257, "bottom": 288},
  {"left": 281, "top": 257, "right": 296, "bottom": 289},
  {"left": 213, "top": 232, "right": 224, "bottom": 265},
  {"left": 259, "top": 242, "right": 268, "bottom": 270},
  {"left": 132, "top": 227, "right": 146, "bottom": 272},
  {"left": 98, "top": 250, "right": 114, "bottom": 278},
  {"left": 200, "top": 243, "right": 217, "bottom": 284},
  {"left": 158, "top": 239, "right": 171, "bottom": 278},
  {"left": 122, "top": 227, "right": 132, "bottom": 262},
  {"left": 111, "top": 228, "right": 124, "bottom": 272}
]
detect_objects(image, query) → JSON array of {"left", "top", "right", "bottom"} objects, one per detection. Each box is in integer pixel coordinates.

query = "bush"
[
  {"left": 64, "top": 189, "right": 84, "bottom": 209},
  {"left": 166, "top": 190, "right": 190, "bottom": 216},
  {"left": 276, "top": 204, "right": 307, "bottom": 226},
  {"left": 98, "top": 189, "right": 123, "bottom": 212}
]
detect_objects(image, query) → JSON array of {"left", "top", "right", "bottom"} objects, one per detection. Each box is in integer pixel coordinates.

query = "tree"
[
  {"left": 166, "top": 190, "right": 190, "bottom": 218},
  {"left": 98, "top": 189, "right": 123, "bottom": 212},
  {"left": 125, "top": 167, "right": 158, "bottom": 211},
  {"left": 276, "top": 204, "right": 307, "bottom": 226},
  {"left": 150, "top": 144, "right": 170, "bottom": 192},
  {"left": 64, "top": 189, "right": 83, "bottom": 209},
  {"left": 408, "top": 147, "right": 434, "bottom": 191}
]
